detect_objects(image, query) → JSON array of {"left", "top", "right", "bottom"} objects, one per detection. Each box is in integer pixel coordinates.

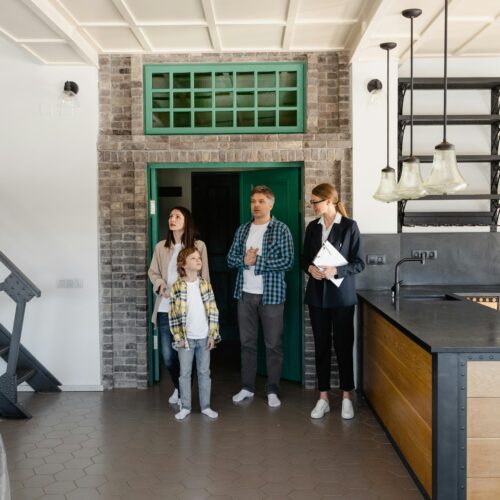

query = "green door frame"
[{"left": 146, "top": 161, "right": 305, "bottom": 385}]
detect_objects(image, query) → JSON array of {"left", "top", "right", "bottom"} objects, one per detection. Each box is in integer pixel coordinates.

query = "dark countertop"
[{"left": 358, "top": 285, "right": 500, "bottom": 353}]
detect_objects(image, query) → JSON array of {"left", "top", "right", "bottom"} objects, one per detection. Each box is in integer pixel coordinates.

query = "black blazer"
[{"left": 301, "top": 216, "right": 365, "bottom": 308}]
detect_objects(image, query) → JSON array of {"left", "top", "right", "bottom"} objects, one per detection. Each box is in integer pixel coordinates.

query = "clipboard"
[{"left": 313, "top": 240, "right": 348, "bottom": 288}]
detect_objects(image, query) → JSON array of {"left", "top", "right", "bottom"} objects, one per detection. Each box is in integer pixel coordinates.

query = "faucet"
[{"left": 392, "top": 255, "right": 426, "bottom": 303}]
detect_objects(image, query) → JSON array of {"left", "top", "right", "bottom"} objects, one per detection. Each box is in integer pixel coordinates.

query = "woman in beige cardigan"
[{"left": 148, "top": 207, "right": 209, "bottom": 405}]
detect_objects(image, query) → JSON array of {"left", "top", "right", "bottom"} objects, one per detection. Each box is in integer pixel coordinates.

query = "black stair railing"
[{"left": 0, "top": 251, "right": 61, "bottom": 419}]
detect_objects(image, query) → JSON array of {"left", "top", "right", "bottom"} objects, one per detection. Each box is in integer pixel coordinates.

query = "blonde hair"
[
  {"left": 311, "top": 183, "right": 348, "bottom": 217},
  {"left": 177, "top": 247, "right": 200, "bottom": 277}
]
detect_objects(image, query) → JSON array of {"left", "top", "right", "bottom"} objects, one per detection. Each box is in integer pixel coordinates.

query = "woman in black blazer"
[{"left": 301, "top": 183, "right": 365, "bottom": 420}]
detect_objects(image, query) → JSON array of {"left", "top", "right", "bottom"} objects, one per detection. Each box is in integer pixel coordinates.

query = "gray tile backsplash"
[{"left": 358, "top": 233, "right": 500, "bottom": 290}]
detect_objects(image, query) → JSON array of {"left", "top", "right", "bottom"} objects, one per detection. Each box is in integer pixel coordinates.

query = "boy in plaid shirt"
[{"left": 169, "top": 247, "right": 220, "bottom": 420}]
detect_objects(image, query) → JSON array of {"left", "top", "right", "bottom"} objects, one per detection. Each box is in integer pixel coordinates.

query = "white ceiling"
[{"left": 1, "top": 0, "right": 500, "bottom": 66}]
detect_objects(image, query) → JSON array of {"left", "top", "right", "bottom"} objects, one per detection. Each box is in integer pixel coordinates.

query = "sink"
[{"left": 400, "top": 294, "right": 459, "bottom": 301}]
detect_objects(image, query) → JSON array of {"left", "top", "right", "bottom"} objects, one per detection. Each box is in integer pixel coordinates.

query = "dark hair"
[
  {"left": 164, "top": 206, "right": 198, "bottom": 248},
  {"left": 250, "top": 185, "right": 275, "bottom": 202},
  {"left": 177, "top": 247, "right": 200, "bottom": 277}
]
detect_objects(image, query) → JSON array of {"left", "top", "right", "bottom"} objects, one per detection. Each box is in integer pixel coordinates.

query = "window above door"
[{"left": 143, "top": 63, "right": 305, "bottom": 135}]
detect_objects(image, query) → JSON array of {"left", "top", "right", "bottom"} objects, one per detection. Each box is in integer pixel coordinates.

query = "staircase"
[{"left": 0, "top": 251, "right": 61, "bottom": 418}]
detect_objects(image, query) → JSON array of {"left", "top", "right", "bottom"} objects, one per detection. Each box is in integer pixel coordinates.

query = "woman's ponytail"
[{"left": 311, "top": 183, "right": 349, "bottom": 217}]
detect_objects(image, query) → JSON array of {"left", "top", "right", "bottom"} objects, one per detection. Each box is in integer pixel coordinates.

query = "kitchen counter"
[
  {"left": 358, "top": 285, "right": 500, "bottom": 353},
  {"left": 358, "top": 285, "right": 500, "bottom": 500}
]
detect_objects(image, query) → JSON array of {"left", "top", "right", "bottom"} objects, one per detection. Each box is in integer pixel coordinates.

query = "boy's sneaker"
[
  {"left": 169, "top": 388, "right": 179, "bottom": 404},
  {"left": 202, "top": 408, "right": 218, "bottom": 419},
  {"left": 267, "top": 393, "right": 281, "bottom": 407},
  {"left": 175, "top": 408, "right": 191, "bottom": 420},
  {"left": 232, "top": 389, "right": 254, "bottom": 403}
]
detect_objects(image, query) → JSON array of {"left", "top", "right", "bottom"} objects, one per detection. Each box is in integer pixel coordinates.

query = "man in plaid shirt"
[{"left": 227, "top": 185, "right": 294, "bottom": 408}]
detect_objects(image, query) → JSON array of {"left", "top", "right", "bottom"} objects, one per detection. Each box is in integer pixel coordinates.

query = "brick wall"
[{"left": 98, "top": 51, "right": 352, "bottom": 389}]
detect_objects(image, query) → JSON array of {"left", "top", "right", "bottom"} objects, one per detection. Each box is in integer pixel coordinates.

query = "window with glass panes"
[{"left": 143, "top": 63, "right": 305, "bottom": 135}]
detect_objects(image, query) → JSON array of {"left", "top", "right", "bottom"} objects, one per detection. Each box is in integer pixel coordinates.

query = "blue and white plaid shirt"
[{"left": 227, "top": 217, "right": 294, "bottom": 304}]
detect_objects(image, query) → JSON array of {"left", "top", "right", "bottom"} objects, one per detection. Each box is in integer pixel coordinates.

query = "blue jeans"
[
  {"left": 157, "top": 312, "right": 179, "bottom": 390},
  {"left": 178, "top": 338, "right": 212, "bottom": 411}
]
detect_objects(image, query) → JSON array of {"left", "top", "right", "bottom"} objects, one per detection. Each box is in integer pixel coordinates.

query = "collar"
[
  {"left": 317, "top": 212, "right": 342, "bottom": 228},
  {"left": 249, "top": 215, "right": 275, "bottom": 226}
]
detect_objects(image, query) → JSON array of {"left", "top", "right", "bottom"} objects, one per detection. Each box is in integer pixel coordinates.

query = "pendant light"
[
  {"left": 373, "top": 42, "right": 401, "bottom": 203},
  {"left": 423, "top": 0, "right": 467, "bottom": 194},
  {"left": 395, "top": 9, "right": 427, "bottom": 199}
]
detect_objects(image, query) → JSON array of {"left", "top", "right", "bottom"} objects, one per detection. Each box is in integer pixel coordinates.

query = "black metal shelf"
[
  {"left": 399, "top": 77, "right": 500, "bottom": 90},
  {"left": 399, "top": 155, "right": 500, "bottom": 163},
  {"left": 397, "top": 77, "right": 500, "bottom": 232},
  {"left": 399, "top": 115, "right": 500, "bottom": 125},
  {"left": 407, "top": 194, "right": 500, "bottom": 201},
  {"left": 404, "top": 212, "right": 493, "bottom": 227}
]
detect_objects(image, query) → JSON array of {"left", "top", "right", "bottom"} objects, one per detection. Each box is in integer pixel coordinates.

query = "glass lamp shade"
[
  {"left": 423, "top": 141, "right": 467, "bottom": 194},
  {"left": 373, "top": 166, "right": 401, "bottom": 202},
  {"left": 395, "top": 156, "right": 427, "bottom": 199}
]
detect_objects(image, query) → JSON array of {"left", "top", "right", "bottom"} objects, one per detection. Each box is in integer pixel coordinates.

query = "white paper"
[{"left": 313, "top": 240, "right": 348, "bottom": 288}]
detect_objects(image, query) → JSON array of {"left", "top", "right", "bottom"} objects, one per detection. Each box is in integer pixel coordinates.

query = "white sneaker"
[
  {"left": 175, "top": 408, "right": 191, "bottom": 420},
  {"left": 201, "top": 408, "right": 218, "bottom": 419},
  {"left": 310, "top": 399, "right": 330, "bottom": 419},
  {"left": 169, "top": 388, "right": 179, "bottom": 404},
  {"left": 232, "top": 389, "right": 254, "bottom": 403},
  {"left": 267, "top": 393, "right": 281, "bottom": 408},
  {"left": 341, "top": 398, "right": 354, "bottom": 419}
]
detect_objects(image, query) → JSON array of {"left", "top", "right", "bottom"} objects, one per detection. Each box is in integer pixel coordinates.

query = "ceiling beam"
[
  {"left": 201, "top": 0, "right": 221, "bottom": 51},
  {"left": 0, "top": 28, "right": 46, "bottom": 63},
  {"left": 111, "top": 0, "right": 152, "bottom": 51},
  {"left": 345, "top": 0, "right": 387, "bottom": 62},
  {"left": 21, "top": 0, "right": 99, "bottom": 66},
  {"left": 282, "top": 0, "right": 300, "bottom": 50},
  {"left": 399, "top": 0, "right": 460, "bottom": 64},
  {"left": 454, "top": 13, "right": 500, "bottom": 55}
]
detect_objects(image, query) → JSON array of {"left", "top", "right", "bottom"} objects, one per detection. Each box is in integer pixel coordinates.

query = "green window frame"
[{"left": 144, "top": 63, "right": 305, "bottom": 135}]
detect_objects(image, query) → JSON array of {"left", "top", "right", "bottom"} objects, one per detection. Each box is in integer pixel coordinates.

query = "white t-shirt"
[
  {"left": 158, "top": 243, "right": 182, "bottom": 313},
  {"left": 243, "top": 222, "right": 269, "bottom": 295},
  {"left": 186, "top": 279, "right": 209, "bottom": 339}
]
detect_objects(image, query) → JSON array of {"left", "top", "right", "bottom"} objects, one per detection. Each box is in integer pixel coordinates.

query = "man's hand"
[
  {"left": 244, "top": 247, "right": 258, "bottom": 266},
  {"left": 308, "top": 265, "right": 326, "bottom": 280},
  {"left": 322, "top": 266, "right": 337, "bottom": 279},
  {"left": 160, "top": 284, "right": 169, "bottom": 297},
  {"left": 208, "top": 338, "right": 215, "bottom": 350}
]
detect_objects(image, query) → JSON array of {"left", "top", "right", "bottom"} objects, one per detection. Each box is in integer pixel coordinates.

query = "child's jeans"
[{"left": 178, "top": 337, "right": 211, "bottom": 411}]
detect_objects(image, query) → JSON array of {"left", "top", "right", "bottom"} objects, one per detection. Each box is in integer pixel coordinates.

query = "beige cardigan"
[{"left": 148, "top": 239, "right": 210, "bottom": 325}]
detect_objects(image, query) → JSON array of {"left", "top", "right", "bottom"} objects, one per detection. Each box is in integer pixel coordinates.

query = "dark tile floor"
[{"left": 2, "top": 367, "right": 423, "bottom": 500}]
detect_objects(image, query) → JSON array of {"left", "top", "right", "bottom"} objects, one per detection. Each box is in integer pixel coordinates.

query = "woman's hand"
[
  {"left": 308, "top": 265, "right": 326, "bottom": 280},
  {"left": 160, "top": 284, "right": 169, "bottom": 298},
  {"left": 208, "top": 338, "right": 215, "bottom": 350},
  {"left": 322, "top": 266, "right": 337, "bottom": 279}
]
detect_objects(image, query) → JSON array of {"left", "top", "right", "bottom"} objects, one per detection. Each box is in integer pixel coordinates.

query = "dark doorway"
[
  {"left": 148, "top": 162, "right": 303, "bottom": 385},
  {"left": 192, "top": 172, "right": 240, "bottom": 369}
]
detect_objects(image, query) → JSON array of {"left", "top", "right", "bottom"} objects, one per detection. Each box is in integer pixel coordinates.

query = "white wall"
[
  {"left": 352, "top": 59, "right": 399, "bottom": 233},
  {"left": 352, "top": 57, "right": 500, "bottom": 234},
  {"left": 0, "top": 37, "right": 101, "bottom": 389}
]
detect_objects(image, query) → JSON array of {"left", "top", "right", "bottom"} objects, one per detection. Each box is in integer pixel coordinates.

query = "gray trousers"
[{"left": 237, "top": 292, "right": 284, "bottom": 395}]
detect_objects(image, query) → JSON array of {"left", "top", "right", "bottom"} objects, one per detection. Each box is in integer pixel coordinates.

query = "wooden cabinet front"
[{"left": 362, "top": 303, "right": 432, "bottom": 496}]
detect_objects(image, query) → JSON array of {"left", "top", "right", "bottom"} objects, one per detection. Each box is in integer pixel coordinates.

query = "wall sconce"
[
  {"left": 60, "top": 81, "right": 79, "bottom": 116},
  {"left": 367, "top": 79, "right": 383, "bottom": 103}
]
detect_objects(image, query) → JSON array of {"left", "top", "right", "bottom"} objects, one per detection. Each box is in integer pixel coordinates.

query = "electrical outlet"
[
  {"left": 411, "top": 250, "right": 438, "bottom": 260},
  {"left": 57, "top": 279, "right": 84, "bottom": 288},
  {"left": 367, "top": 254, "right": 386, "bottom": 265}
]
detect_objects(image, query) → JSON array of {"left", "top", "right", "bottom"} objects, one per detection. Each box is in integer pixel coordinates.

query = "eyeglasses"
[{"left": 309, "top": 199, "right": 325, "bottom": 205}]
